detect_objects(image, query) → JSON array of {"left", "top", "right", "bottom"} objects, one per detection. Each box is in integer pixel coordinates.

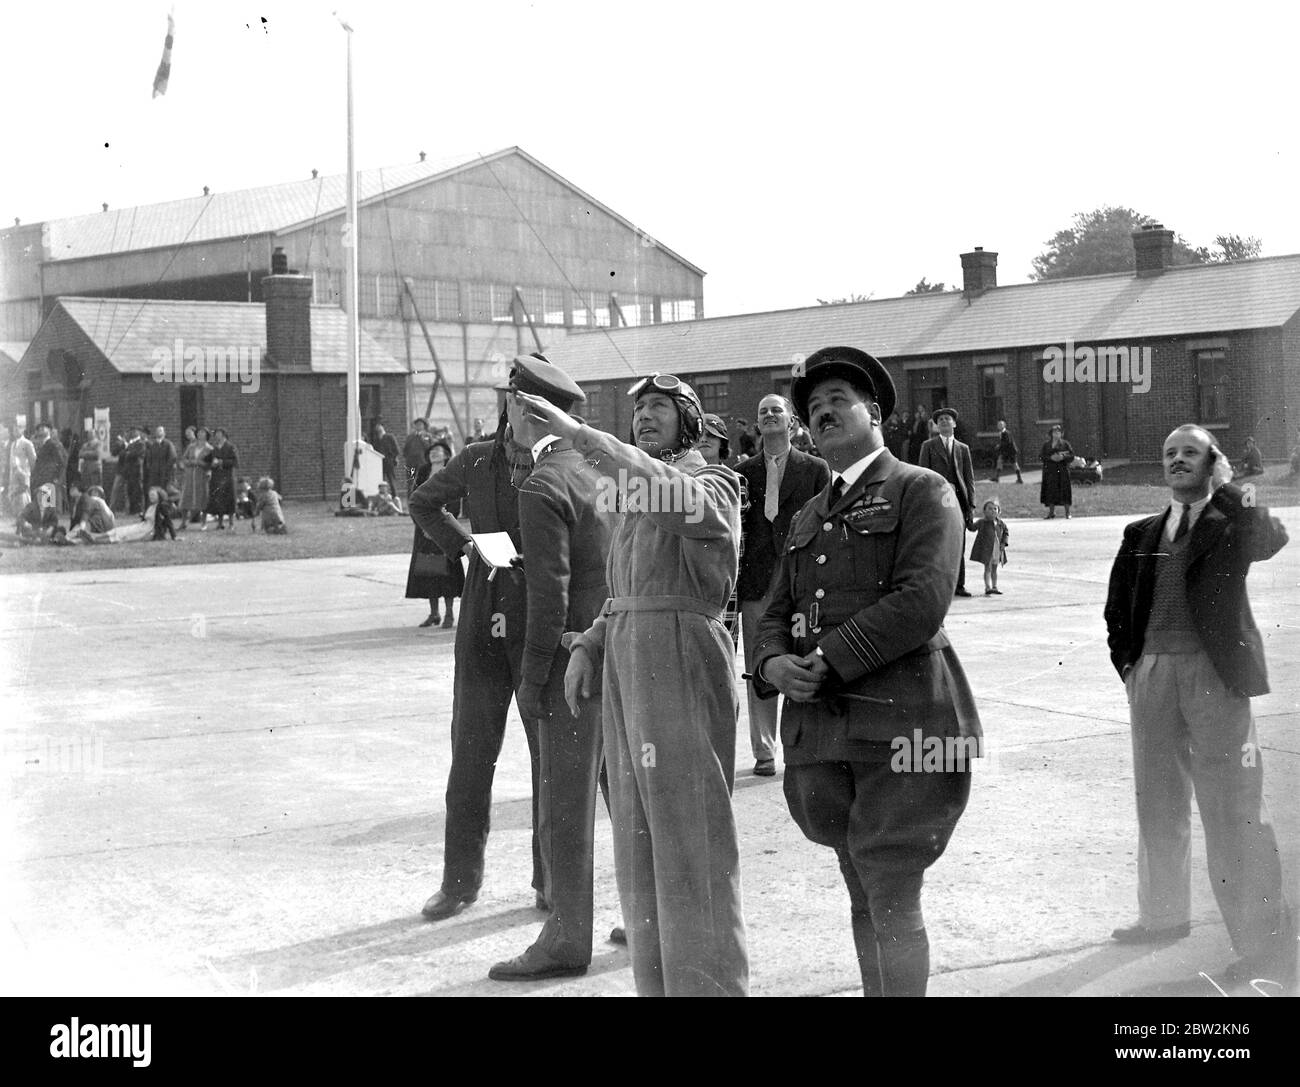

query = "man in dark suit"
[
  {"left": 753, "top": 347, "right": 980, "bottom": 997},
  {"left": 737, "top": 393, "right": 830, "bottom": 776},
  {"left": 410, "top": 382, "right": 548, "bottom": 922},
  {"left": 487, "top": 356, "right": 616, "bottom": 981},
  {"left": 1105, "top": 424, "right": 1293, "bottom": 984},
  {"left": 919, "top": 408, "right": 976, "bottom": 597}
]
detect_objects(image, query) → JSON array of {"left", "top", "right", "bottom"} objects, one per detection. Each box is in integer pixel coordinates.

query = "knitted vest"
[{"left": 1144, "top": 525, "right": 1200, "bottom": 653}]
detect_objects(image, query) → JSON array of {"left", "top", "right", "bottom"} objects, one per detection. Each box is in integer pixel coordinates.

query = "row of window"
[
  {"left": 311, "top": 271, "right": 697, "bottom": 328},
  {"left": 580, "top": 348, "right": 1235, "bottom": 434}
]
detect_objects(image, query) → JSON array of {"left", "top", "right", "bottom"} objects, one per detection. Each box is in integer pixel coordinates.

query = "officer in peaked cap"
[
  {"left": 499, "top": 352, "right": 586, "bottom": 412},
  {"left": 791, "top": 345, "right": 896, "bottom": 427},
  {"left": 487, "top": 352, "right": 621, "bottom": 982},
  {"left": 412, "top": 352, "right": 582, "bottom": 924},
  {"left": 753, "top": 344, "right": 980, "bottom": 997}
]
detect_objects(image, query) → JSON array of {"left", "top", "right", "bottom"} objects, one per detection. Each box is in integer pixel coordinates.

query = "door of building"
[{"left": 1100, "top": 381, "right": 1128, "bottom": 458}]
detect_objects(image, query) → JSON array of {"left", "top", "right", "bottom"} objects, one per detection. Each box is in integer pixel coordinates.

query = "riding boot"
[{"left": 850, "top": 910, "right": 884, "bottom": 997}]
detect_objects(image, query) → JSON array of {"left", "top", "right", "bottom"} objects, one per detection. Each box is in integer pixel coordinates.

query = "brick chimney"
[
  {"left": 1133, "top": 223, "right": 1175, "bottom": 276},
  {"left": 960, "top": 247, "right": 998, "bottom": 297},
  {"left": 263, "top": 248, "right": 312, "bottom": 368}
]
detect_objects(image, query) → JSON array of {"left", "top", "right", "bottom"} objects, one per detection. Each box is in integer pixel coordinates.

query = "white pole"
[{"left": 338, "top": 13, "right": 362, "bottom": 506}]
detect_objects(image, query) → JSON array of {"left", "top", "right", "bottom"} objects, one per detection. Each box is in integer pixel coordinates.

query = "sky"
[{"left": 3, "top": 0, "right": 1298, "bottom": 318}]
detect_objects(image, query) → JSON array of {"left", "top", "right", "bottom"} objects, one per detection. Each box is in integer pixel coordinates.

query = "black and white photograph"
[{"left": 1, "top": 0, "right": 1297, "bottom": 1059}]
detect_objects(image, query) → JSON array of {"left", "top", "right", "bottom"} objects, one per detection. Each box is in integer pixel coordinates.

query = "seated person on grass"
[
  {"left": 253, "top": 477, "right": 287, "bottom": 534},
  {"left": 367, "top": 482, "right": 404, "bottom": 516}
]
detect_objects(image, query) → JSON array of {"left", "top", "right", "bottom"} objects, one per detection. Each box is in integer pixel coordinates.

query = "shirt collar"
[
  {"left": 1166, "top": 492, "right": 1212, "bottom": 537},
  {"left": 831, "top": 446, "right": 887, "bottom": 490},
  {"left": 531, "top": 433, "right": 562, "bottom": 462}
]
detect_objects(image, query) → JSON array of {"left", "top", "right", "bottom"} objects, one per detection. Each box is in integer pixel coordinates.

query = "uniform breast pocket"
[{"left": 845, "top": 514, "right": 899, "bottom": 588}]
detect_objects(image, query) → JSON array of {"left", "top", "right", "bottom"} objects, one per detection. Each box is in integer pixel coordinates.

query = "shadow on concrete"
[
  {"left": 414, "top": 947, "right": 629, "bottom": 997},
  {"left": 241, "top": 626, "right": 449, "bottom": 651},
  {"left": 211, "top": 905, "right": 547, "bottom": 993},
  {"left": 330, "top": 798, "right": 535, "bottom": 847},
  {"left": 998, "top": 941, "right": 1188, "bottom": 997}
]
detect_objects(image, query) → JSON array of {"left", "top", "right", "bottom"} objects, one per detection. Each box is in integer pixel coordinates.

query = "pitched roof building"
[
  {"left": 550, "top": 233, "right": 1300, "bottom": 464},
  {"left": 1, "top": 147, "right": 705, "bottom": 442},
  {"left": 7, "top": 279, "right": 407, "bottom": 499}
]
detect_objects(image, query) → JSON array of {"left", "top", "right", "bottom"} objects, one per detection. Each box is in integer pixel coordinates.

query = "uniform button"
[
  {"left": 812, "top": 627, "right": 822, "bottom": 634},
  {"left": 823, "top": 522, "right": 833, "bottom": 532},
  {"left": 814, "top": 589, "right": 825, "bottom": 599},
  {"left": 816, "top": 554, "right": 827, "bottom": 565}
]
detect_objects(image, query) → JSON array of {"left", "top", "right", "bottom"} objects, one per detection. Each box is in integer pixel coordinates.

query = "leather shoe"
[
  {"left": 1111, "top": 921, "right": 1190, "bottom": 944},
  {"left": 421, "top": 890, "right": 475, "bottom": 921},
  {"left": 609, "top": 926, "right": 627, "bottom": 945},
  {"left": 753, "top": 759, "right": 776, "bottom": 777},
  {"left": 954, "top": 588, "right": 972, "bottom": 597},
  {"left": 488, "top": 944, "right": 588, "bottom": 981}
]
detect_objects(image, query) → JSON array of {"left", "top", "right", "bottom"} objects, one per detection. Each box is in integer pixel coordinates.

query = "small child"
[
  {"left": 253, "top": 477, "right": 287, "bottom": 534},
  {"left": 235, "top": 477, "right": 255, "bottom": 521},
  {"left": 151, "top": 486, "right": 178, "bottom": 540},
  {"left": 969, "top": 498, "right": 1009, "bottom": 595},
  {"left": 367, "top": 482, "right": 404, "bottom": 516}
]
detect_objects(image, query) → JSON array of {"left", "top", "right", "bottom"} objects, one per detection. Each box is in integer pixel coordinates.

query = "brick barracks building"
[
  {"left": 11, "top": 267, "right": 405, "bottom": 499},
  {"left": 550, "top": 227, "right": 1300, "bottom": 469}
]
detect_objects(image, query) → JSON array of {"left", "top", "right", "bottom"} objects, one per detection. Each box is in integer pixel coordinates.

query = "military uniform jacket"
[
  {"left": 752, "top": 450, "right": 981, "bottom": 762},
  {"left": 409, "top": 438, "right": 527, "bottom": 645},
  {"left": 735, "top": 447, "right": 830, "bottom": 602},
  {"left": 1104, "top": 483, "right": 1288, "bottom": 697},
  {"left": 516, "top": 441, "right": 616, "bottom": 693}
]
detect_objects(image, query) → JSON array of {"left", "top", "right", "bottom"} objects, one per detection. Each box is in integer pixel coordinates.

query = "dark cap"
[
  {"left": 500, "top": 352, "right": 586, "bottom": 412},
  {"left": 701, "top": 413, "right": 728, "bottom": 441},
  {"left": 931, "top": 407, "right": 959, "bottom": 424},
  {"left": 791, "top": 346, "right": 895, "bottom": 422}
]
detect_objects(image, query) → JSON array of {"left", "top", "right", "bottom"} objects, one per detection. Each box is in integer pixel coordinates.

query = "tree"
[
  {"left": 816, "top": 292, "right": 873, "bottom": 305},
  {"left": 1209, "top": 233, "right": 1263, "bottom": 263},
  {"left": 1032, "top": 207, "right": 1213, "bottom": 280},
  {"left": 905, "top": 277, "right": 951, "bottom": 294}
]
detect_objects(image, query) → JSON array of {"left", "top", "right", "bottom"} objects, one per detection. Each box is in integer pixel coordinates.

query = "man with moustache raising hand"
[{"left": 1106, "top": 425, "right": 1293, "bottom": 986}]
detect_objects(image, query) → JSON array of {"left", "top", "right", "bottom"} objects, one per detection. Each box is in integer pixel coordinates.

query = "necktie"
[
  {"left": 764, "top": 460, "right": 780, "bottom": 522},
  {"left": 829, "top": 477, "right": 845, "bottom": 507},
  {"left": 1173, "top": 503, "right": 1190, "bottom": 541}
]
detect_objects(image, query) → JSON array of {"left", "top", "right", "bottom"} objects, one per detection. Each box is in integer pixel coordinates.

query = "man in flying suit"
[{"left": 518, "top": 373, "right": 749, "bottom": 997}]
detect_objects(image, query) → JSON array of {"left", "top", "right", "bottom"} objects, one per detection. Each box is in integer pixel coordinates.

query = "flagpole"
[{"left": 339, "top": 13, "right": 362, "bottom": 506}]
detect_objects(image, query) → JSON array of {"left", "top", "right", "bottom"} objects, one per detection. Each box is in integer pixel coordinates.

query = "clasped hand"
[{"left": 764, "top": 651, "right": 830, "bottom": 702}]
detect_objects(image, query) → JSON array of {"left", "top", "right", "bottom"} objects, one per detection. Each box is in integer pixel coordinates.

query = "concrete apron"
[{"left": 1, "top": 509, "right": 1296, "bottom": 997}]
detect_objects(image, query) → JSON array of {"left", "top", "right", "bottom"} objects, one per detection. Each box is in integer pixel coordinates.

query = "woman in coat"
[
  {"left": 180, "top": 426, "right": 212, "bottom": 526},
  {"left": 203, "top": 428, "right": 239, "bottom": 529},
  {"left": 77, "top": 429, "right": 103, "bottom": 492},
  {"left": 405, "top": 440, "right": 464, "bottom": 627},
  {"left": 1039, "top": 423, "right": 1074, "bottom": 518}
]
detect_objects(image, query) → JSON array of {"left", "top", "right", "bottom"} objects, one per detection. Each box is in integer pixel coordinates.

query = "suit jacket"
[
  {"left": 31, "top": 437, "right": 67, "bottom": 490},
  {"left": 409, "top": 438, "right": 528, "bottom": 647},
  {"left": 1103, "top": 483, "right": 1288, "bottom": 697},
  {"left": 516, "top": 440, "right": 615, "bottom": 698},
  {"left": 918, "top": 435, "right": 976, "bottom": 521},
  {"left": 752, "top": 450, "right": 981, "bottom": 761},
  {"left": 735, "top": 446, "right": 830, "bottom": 602}
]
